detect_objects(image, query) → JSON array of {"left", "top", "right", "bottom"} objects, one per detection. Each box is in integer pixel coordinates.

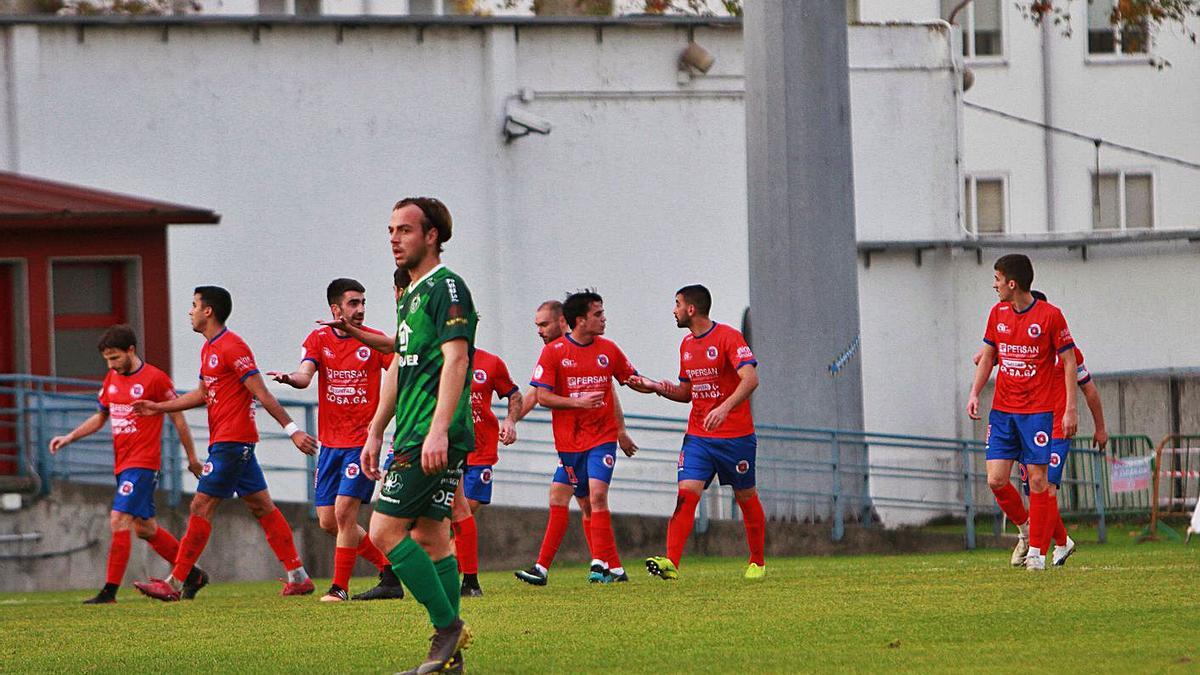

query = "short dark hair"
[
  {"left": 194, "top": 286, "right": 233, "bottom": 324},
  {"left": 675, "top": 284, "right": 712, "bottom": 316},
  {"left": 994, "top": 254, "right": 1034, "bottom": 292},
  {"left": 326, "top": 278, "right": 365, "bottom": 306},
  {"left": 97, "top": 324, "right": 137, "bottom": 352},
  {"left": 1031, "top": 290, "right": 1047, "bottom": 302},
  {"left": 393, "top": 267, "right": 411, "bottom": 289},
  {"left": 394, "top": 197, "right": 452, "bottom": 253},
  {"left": 563, "top": 290, "right": 603, "bottom": 329},
  {"left": 537, "top": 300, "right": 563, "bottom": 316}
]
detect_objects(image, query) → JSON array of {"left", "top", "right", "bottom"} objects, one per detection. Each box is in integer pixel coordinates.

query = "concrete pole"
[{"left": 744, "top": 0, "right": 866, "bottom": 528}]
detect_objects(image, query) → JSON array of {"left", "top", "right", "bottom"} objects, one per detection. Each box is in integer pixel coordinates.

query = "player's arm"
[
  {"left": 1080, "top": 380, "right": 1107, "bottom": 451},
  {"left": 703, "top": 364, "right": 759, "bottom": 432},
  {"left": 966, "top": 343, "right": 997, "bottom": 420},
  {"left": 535, "top": 387, "right": 603, "bottom": 410},
  {"left": 268, "top": 360, "right": 317, "bottom": 389},
  {"left": 608, "top": 382, "right": 640, "bottom": 457},
  {"left": 166, "top": 412, "right": 203, "bottom": 479},
  {"left": 362, "top": 356, "right": 400, "bottom": 480},
  {"left": 1059, "top": 348, "right": 1078, "bottom": 438},
  {"left": 316, "top": 319, "right": 395, "bottom": 354},
  {"left": 498, "top": 388, "right": 523, "bottom": 446},
  {"left": 422, "top": 338, "right": 470, "bottom": 475},
  {"left": 132, "top": 385, "right": 207, "bottom": 416},
  {"left": 241, "top": 374, "right": 318, "bottom": 455},
  {"left": 48, "top": 410, "right": 109, "bottom": 453}
]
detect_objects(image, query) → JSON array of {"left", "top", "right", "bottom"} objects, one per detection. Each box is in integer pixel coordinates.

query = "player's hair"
[
  {"left": 993, "top": 254, "right": 1034, "bottom": 292},
  {"left": 675, "top": 284, "right": 712, "bottom": 316},
  {"left": 393, "top": 266, "right": 411, "bottom": 289},
  {"left": 96, "top": 324, "right": 137, "bottom": 352},
  {"left": 537, "top": 299, "right": 563, "bottom": 316},
  {"left": 562, "top": 290, "right": 603, "bottom": 330},
  {"left": 393, "top": 197, "right": 452, "bottom": 253},
  {"left": 194, "top": 285, "right": 233, "bottom": 324},
  {"left": 326, "top": 278, "right": 365, "bottom": 306},
  {"left": 1031, "top": 290, "right": 1047, "bottom": 302}
]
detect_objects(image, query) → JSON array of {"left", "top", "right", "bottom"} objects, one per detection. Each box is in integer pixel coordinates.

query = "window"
[
  {"left": 51, "top": 262, "right": 128, "bottom": 380},
  {"left": 964, "top": 175, "right": 1006, "bottom": 234},
  {"left": 942, "top": 0, "right": 1004, "bottom": 59},
  {"left": 1092, "top": 171, "right": 1154, "bottom": 230},
  {"left": 1088, "top": 0, "right": 1149, "bottom": 55}
]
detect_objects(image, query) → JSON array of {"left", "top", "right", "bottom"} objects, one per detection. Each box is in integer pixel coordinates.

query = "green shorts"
[{"left": 374, "top": 446, "right": 467, "bottom": 521}]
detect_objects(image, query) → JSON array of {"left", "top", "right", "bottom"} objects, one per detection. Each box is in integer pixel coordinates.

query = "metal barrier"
[{"left": 1147, "top": 434, "right": 1200, "bottom": 539}]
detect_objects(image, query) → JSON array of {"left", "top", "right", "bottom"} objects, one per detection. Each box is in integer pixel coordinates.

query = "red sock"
[
  {"left": 333, "top": 546, "right": 356, "bottom": 590},
  {"left": 1044, "top": 493, "right": 1061, "bottom": 551},
  {"left": 990, "top": 482, "right": 1029, "bottom": 526},
  {"left": 1028, "top": 490, "right": 1047, "bottom": 553},
  {"left": 171, "top": 515, "right": 212, "bottom": 581},
  {"left": 146, "top": 527, "right": 180, "bottom": 564},
  {"left": 105, "top": 530, "right": 132, "bottom": 586},
  {"left": 666, "top": 490, "right": 701, "bottom": 567},
  {"left": 258, "top": 508, "right": 303, "bottom": 572},
  {"left": 590, "top": 509, "right": 619, "bottom": 568},
  {"left": 1051, "top": 497, "right": 1068, "bottom": 547},
  {"left": 737, "top": 494, "right": 767, "bottom": 566},
  {"left": 356, "top": 532, "right": 390, "bottom": 572},
  {"left": 581, "top": 515, "right": 593, "bottom": 556},
  {"left": 536, "top": 505, "right": 569, "bottom": 569},
  {"left": 452, "top": 516, "right": 479, "bottom": 575}
]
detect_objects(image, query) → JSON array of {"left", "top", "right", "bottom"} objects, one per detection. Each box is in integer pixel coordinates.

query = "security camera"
[
  {"left": 679, "top": 42, "right": 715, "bottom": 75},
  {"left": 504, "top": 108, "right": 553, "bottom": 144}
]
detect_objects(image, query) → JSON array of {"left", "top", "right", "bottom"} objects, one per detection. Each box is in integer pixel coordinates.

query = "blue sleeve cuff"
[
  {"left": 301, "top": 357, "right": 318, "bottom": 366},
  {"left": 736, "top": 359, "right": 758, "bottom": 370},
  {"left": 982, "top": 338, "right": 996, "bottom": 347},
  {"left": 97, "top": 402, "right": 108, "bottom": 412},
  {"left": 503, "top": 386, "right": 519, "bottom": 398},
  {"left": 530, "top": 382, "right": 553, "bottom": 390},
  {"left": 238, "top": 368, "right": 261, "bottom": 383},
  {"left": 1057, "top": 342, "right": 1076, "bottom": 354},
  {"left": 678, "top": 376, "right": 690, "bottom": 382}
]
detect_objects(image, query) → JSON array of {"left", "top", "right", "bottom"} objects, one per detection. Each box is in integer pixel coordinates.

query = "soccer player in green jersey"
[{"left": 358, "top": 197, "right": 476, "bottom": 675}]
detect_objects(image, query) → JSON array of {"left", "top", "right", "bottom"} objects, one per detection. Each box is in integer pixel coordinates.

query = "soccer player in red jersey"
[
  {"left": 48, "top": 325, "right": 206, "bottom": 604},
  {"left": 968, "top": 255, "right": 1078, "bottom": 571},
  {"left": 626, "top": 285, "right": 766, "bottom": 580},
  {"left": 518, "top": 290, "right": 642, "bottom": 584},
  {"left": 269, "top": 278, "right": 405, "bottom": 602},
  {"left": 451, "top": 347, "right": 522, "bottom": 597},
  {"left": 131, "top": 286, "right": 320, "bottom": 600}
]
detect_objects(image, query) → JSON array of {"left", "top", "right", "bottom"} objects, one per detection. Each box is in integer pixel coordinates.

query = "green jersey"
[{"left": 392, "top": 264, "right": 478, "bottom": 454}]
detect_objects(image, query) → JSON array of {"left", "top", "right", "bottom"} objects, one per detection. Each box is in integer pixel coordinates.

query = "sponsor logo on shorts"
[
  {"left": 597, "top": 354, "right": 609, "bottom": 368},
  {"left": 345, "top": 463, "right": 360, "bottom": 479},
  {"left": 603, "top": 454, "right": 615, "bottom": 469},
  {"left": 356, "top": 346, "right": 370, "bottom": 361},
  {"left": 480, "top": 467, "right": 493, "bottom": 484},
  {"left": 1028, "top": 323, "right": 1042, "bottom": 338},
  {"left": 201, "top": 462, "right": 214, "bottom": 476},
  {"left": 678, "top": 450, "right": 685, "bottom": 469},
  {"left": 1018, "top": 463, "right": 1029, "bottom": 482},
  {"left": 208, "top": 354, "right": 219, "bottom": 368},
  {"left": 985, "top": 424, "right": 992, "bottom": 445},
  {"left": 1033, "top": 431, "right": 1050, "bottom": 448},
  {"left": 130, "top": 384, "right": 144, "bottom": 398},
  {"left": 1049, "top": 453, "right": 1061, "bottom": 468},
  {"left": 706, "top": 346, "right": 719, "bottom": 360},
  {"left": 118, "top": 480, "right": 134, "bottom": 496},
  {"left": 736, "top": 460, "right": 750, "bottom": 474},
  {"left": 383, "top": 472, "right": 402, "bottom": 492},
  {"left": 473, "top": 369, "right": 487, "bottom": 384}
]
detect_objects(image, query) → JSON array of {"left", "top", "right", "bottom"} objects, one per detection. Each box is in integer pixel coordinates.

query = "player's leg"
[
  {"left": 134, "top": 491, "right": 220, "bottom": 601},
  {"left": 451, "top": 471, "right": 482, "bottom": 597},
  {"left": 584, "top": 443, "right": 622, "bottom": 582},
  {"left": 984, "top": 411, "right": 1030, "bottom": 565},
  {"left": 1016, "top": 412, "right": 1054, "bottom": 570},
  {"left": 325, "top": 447, "right": 402, "bottom": 601},
  {"left": 86, "top": 508, "right": 133, "bottom": 604},
  {"left": 406, "top": 514, "right": 472, "bottom": 674},
  {"left": 1047, "top": 441, "right": 1076, "bottom": 566},
  {"left": 241, "top": 486, "right": 313, "bottom": 594},
  {"left": 515, "top": 459, "right": 579, "bottom": 585},
  {"left": 718, "top": 434, "right": 765, "bottom": 578}
]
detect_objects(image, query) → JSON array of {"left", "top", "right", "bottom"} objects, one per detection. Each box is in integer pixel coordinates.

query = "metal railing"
[{"left": 1, "top": 374, "right": 1122, "bottom": 547}]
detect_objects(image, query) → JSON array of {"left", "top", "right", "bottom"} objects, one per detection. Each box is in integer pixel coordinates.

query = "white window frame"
[
  {"left": 1085, "top": 0, "right": 1152, "bottom": 62},
  {"left": 950, "top": 0, "right": 1007, "bottom": 64},
  {"left": 964, "top": 172, "right": 1009, "bottom": 235},
  {"left": 1090, "top": 168, "right": 1156, "bottom": 231}
]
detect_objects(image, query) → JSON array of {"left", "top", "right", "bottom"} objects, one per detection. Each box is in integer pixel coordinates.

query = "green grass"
[{"left": 3, "top": 529, "right": 1199, "bottom": 673}]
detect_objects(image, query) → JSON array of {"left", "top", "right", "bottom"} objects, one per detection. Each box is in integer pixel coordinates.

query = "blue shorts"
[
  {"left": 985, "top": 410, "right": 1053, "bottom": 465},
  {"left": 462, "top": 464, "right": 495, "bottom": 504},
  {"left": 197, "top": 442, "right": 269, "bottom": 500},
  {"left": 553, "top": 442, "right": 618, "bottom": 498},
  {"left": 112, "top": 468, "right": 158, "bottom": 520},
  {"left": 678, "top": 433, "right": 757, "bottom": 490},
  {"left": 314, "top": 446, "right": 375, "bottom": 507},
  {"left": 1020, "top": 439, "right": 1071, "bottom": 494}
]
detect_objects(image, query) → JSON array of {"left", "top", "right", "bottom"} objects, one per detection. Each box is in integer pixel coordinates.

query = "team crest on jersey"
[
  {"left": 597, "top": 354, "right": 609, "bottom": 368},
  {"left": 356, "top": 346, "right": 371, "bottom": 361},
  {"left": 118, "top": 480, "right": 134, "bottom": 496},
  {"left": 1049, "top": 453, "right": 1061, "bottom": 468},
  {"left": 1028, "top": 323, "right": 1043, "bottom": 338},
  {"left": 410, "top": 295, "right": 422, "bottom": 312},
  {"left": 201, "top": 462, "right": 214, "bottom": 476},
  {"left": 736, "top": 460, "right": 750, "bottom": 474},
  {"left": 345, "top": 463, "right": 360, "bottom": 479},
  {"left": 473, "top": 369, "right": 487, "bottom": 384},
  {"left": 1033, "top": 431, "right": 1049, "bottom": 448},
  {"left": 130, "top": 384, "right": 145, "bottom": 398},
  {"left": 603, "top": 454, "right": 615, "bottom": 469},
  {"left": 706, "top": 346, "right": 719, "bottom": 360},
  {"left": 207, "top": 354, "right": 219, "bottom": 368},
  {"left": 481, "top": 468, "right": 493, "bottom": 484}
]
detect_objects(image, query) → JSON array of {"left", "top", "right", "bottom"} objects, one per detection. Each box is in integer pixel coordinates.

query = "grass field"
[{"left": 2, "top": 526, "right": 1198, "bottom": 673}]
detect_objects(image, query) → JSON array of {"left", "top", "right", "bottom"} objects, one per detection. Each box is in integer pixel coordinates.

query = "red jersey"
[
  {"left": 468, "top": 348, "right": 518, "bottom": 466},
  {"left": 678, "top": 323, "right": 757, "bottom": 438},
  {"left": 983, "top": 298, "right": 1075, "bottom": 415},
  {"left": 200, "top": 328, "right": 261, "bottom": 444},
  {"left": 301, "top": 326, "right": 393, "bottom": 448},
  {"left": 1051, "top": 346, "right": 1090, "bottom": 439},
  {"left": 531, "top": 334, "right": 637, "bottom": 453},
  {"left": 98, "top": 363, "right": 177, "bottom": 474}
]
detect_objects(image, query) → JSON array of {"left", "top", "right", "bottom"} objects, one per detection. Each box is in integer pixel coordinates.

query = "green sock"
[
  {"left": 434, "top": 555, "right": 461, "bottom": 619},
  {"left": 387, "top": 538, "right": 455, "bottom": 629}
]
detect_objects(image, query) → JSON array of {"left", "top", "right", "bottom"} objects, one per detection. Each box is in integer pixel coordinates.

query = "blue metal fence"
[{"left": 1, "top": 374, "right": 1116, "bottom": 547}]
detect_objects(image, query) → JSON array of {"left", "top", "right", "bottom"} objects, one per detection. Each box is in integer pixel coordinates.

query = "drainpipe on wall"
[{"left": 1041, "top": 17, "right": 1056, "bottom": 232}]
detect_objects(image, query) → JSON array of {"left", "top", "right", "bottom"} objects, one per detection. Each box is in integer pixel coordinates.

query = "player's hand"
[
  {"left": 573, "top": 391, "right": 605, "bottom": 409},
  {"left": 130, "top": 399, "right": 162, "bottom": 417},
  {"left": 291, "top": 430, "right": 318, "bottom": 456},
  {"left": 967, "top": 396, "right": 980, "bottom": 420},
  {"left": 1093, "top": 427, "right": 1109, "bottom": 452},
  {"left": 703, "top": 404, "right": 730, "bottom": 432},
  {"left": 361, "top": 434, "right": 383, "bottom": 480},
  {"left": 626, "top": 375, "right": 658, "bottom": 394},
  {"left": 317, "top": 318, "right": 349, "bottom": 332},
  {"left": 267, "top": 371, "right": 293, "bottom": 386},
  {"left": 48, "top": 435, "right": 71, "bottom": 454},
  {"left": 498, "top": 418, "right": 518, "bottom": 446},
  {"left": 186, "top": 456, "right": 204, "bottom": 479},
  {"left": 618, "top": 430, "right": 638, "bottom": 457},
  {"left": 1062, "top": 409, "right": 1078, "bottom": 438},
  {"left": 971, "top": 347, "right": 985, "bottom": 366},
  {"left": 421, "top": 430, "right": 450, "bottom": 475}
]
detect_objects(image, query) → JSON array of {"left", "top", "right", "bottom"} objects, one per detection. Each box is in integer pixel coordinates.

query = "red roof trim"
[{"left": 0, "top": 171, "right": 220, "bottom": 229}]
